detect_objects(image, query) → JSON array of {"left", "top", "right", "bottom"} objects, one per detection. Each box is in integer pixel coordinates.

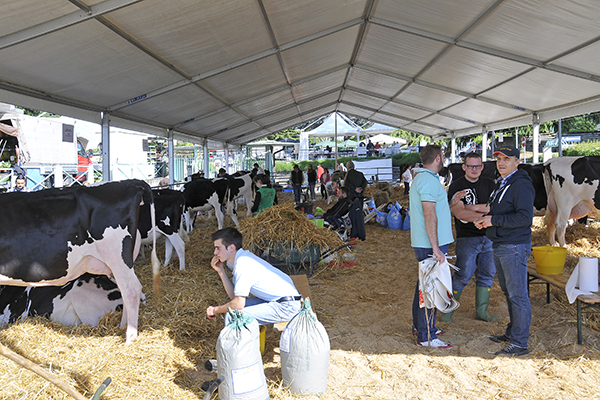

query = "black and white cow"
[
  {"left": 0, "top": 180, "right": 158, "bottom": 344},
  {"left": 183, "top": 178, "right": 233, "bottom": 231},
  {"left": 0, "top": 273, "right": 145, "bottom": 326},
  {"left": 544, "top": 156, "right": 600, "bottom": 247},
  {"left": 139, "top": 189, "right": 187, "bottom": 270},
  {"left": 219, "top": 172, "right": 254, "bottom": 218}
]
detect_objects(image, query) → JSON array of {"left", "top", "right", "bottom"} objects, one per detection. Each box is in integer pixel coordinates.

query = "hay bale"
[
  {"left": 373, "top": 190, "right": 389, "bottom": 207},
  {"left": 375, "top": 182, "right": 390, "bottom": 190}
]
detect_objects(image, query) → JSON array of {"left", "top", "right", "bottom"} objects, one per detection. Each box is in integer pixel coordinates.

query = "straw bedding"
[{"left": 1, "top": 190, "right": 600, "bottom": 399}]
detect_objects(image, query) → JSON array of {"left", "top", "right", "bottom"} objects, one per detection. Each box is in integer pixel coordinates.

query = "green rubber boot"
[
  {"left": 476, "top": 286, "right": 498, "bottom": 322},
  {"left": 439, "top": 290, "right": 462, "bottom": 322}
]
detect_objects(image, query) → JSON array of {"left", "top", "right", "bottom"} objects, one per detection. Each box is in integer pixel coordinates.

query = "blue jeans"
[
  {"left": 412, "top": 245, "right": 448, "bottom": 342},
  {"left": 224, "top": 297, "right": 301, "bottom": 326},
  {"left": 308, "top": 182, "right": 316, "bottom": 201},
  {"left": 493, "top": 243, "right": 531, "bottom": 348},
  {"left": 293, "top": 184, "right": 302, "bottom": 203},
  {"left": 453, "top": 236, "right": 495, "bottom": 291}
]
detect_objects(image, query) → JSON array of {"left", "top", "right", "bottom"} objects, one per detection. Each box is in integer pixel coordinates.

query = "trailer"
[{"left": 0, "top": 104, "right": 94, "bottom": 191}]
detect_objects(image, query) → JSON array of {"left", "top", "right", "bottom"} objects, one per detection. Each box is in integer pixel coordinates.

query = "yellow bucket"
[
  {"left": 259, "top": 325, "right": 266, "bottom": 355},
  {"left": 532, "top": 245, "right": 567, "bottom": 275}
]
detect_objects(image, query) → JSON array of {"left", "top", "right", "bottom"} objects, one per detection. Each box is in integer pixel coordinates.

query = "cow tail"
[
  {"left": 180, "top": 216, "right": 190, "bottom": 243},
  {"left": 150, "top": 201, "right": 161, "bottom": 298}
]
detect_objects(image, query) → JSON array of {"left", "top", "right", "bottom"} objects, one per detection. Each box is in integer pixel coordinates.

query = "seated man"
[
  {"left": 206, "top": 227, "right": 301, "bottom": 325},
  {"left": 323, "top": 186, "right": 351, "bottom": 229},
  {"left": 251, "top": 174, "right": 276, "bottom": 215}
]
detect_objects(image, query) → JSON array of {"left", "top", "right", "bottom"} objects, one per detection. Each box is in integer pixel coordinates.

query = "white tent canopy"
[
  {"left": 360, "top": 134, "right": 405, "bottom": 145},
  {"left": 1, "top": 0, "right": 600, "bottom": 148},
  {"left": 305, "top": 113, "right": 361, "bottom": 137}
]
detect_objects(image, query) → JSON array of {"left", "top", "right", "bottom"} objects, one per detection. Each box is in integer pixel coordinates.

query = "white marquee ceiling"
[{"left": 1, "top": 0, "right": 599, "bottom": 146}]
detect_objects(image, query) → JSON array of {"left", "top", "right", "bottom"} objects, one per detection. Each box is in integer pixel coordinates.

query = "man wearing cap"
[
  {"left": 440, "top": 152, "right": 497, "bottom": 323},
  {"left": 474, "top": 145, "right": 534, "bottom": 356}
]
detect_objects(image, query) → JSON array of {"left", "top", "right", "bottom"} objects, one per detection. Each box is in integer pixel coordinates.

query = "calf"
[
  {"left": 139, "top": 189, "right": 187, "bottom": 270},
  {"left": 0, "top": 180, "right": 159, "bottom": 344},
  {"left": 544, "top": 156, "right": 600, "bottom": 246},
  {"left": 0, "top": 273, "right": 144, "bottom": 326}
]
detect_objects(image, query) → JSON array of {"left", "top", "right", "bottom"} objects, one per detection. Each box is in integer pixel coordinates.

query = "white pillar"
[
  {"left": 532, "top": 113, "right": 540, "bottom": 163},
  {"left": 451, "top": 136, "right": 456, "bottom": 163},
  {"left": 101, "top": 112, "right": 110, "bottom": 182},
  {"left": 224, "top": 143, "right": 230, "bottom": 174},
  {"left": 54, "top": 165, "right": 63, "bottom": 188},
  {"left": 168, "top": 130, "right": 174, "bottom": 184},
  {"left": 482, "top": 126, "right": 488, "bottom": 161},
  {"left": 558, "top": 119, "right": 563, "bottom": 157},
  {"left": 87, "top": 164, "right": 94, "bottom": 185},
  {"left": 514, "top": 127, "right": 518, "bottom": 152},
  {"left": 203, "top": 139, "right": 209, "bottom": 177}
]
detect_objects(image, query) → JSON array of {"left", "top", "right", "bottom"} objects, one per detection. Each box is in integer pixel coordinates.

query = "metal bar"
[{"left": 577, "top": 299, "right": 582, "bottom": 345}]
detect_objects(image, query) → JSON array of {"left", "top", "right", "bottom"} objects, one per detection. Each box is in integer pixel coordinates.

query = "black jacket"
[
  {"left": 323, "top": 197, "right": 351, "bottom": 219},
  {"left": 485, "top": 169, "right": 534, "bottom": 246},
  {"left": 290, "top": 169, "right": 304, "bottom": 185}
]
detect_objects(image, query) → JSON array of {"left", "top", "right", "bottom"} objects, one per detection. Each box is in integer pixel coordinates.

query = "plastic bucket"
[
  {"left": 532, "top": 245, "right": 567, "bottom": 275},
  {"left": 312, "top": 218, "right": 324, "bottom": 228}
]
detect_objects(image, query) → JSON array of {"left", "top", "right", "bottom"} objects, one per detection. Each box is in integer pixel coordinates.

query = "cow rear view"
[{"left": 0, "top": 180, "right": 159, "bottom": 344}]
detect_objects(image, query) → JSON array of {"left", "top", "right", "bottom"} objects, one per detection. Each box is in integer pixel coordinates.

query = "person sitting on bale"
[
  {"left": 323, "top": 186, "right": 351, "bottom": 230},
  {"left": 206, "top": 227, "right": 301, "bottom": 325},
  {"left": 251, "top": 174, "right": 276, "bottom": 216}
]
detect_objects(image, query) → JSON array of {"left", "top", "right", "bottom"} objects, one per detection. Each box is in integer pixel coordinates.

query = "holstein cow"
[
  {"left": 0, "top": 180, "right": 159, "bottom": 344},
  {"left": 0, "top": 273, "right": 145, "bottom": 326},
  {"left": 139, "top": 189, "right": 187, "bottom": 270},
  {"left": 183, "top": 178, "right": 233, "bottom": 231},
  {"left": 219, "top": 172, "right": 254, "bottom": 217},
  {"left": 544, "top": 156, "right": 600, "bottom": 247}
]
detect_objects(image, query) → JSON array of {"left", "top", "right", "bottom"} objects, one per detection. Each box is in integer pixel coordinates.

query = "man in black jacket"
[
  {"left": 290, "top": 164, "right": 304, "bottom": 204},
  {"left": 475, "top": 145, "right": 534, "bottom": 356},
  {"left": 323, "top": 187, "right": 351, "bottom": 229},
  {"left": 344, "top": 160, "right": 367, "bottom": 201}
]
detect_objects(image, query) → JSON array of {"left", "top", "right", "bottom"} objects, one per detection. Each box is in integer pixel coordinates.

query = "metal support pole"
[
  {"left": 87, "top": 164, "right": 94, "bottom": 185},
  {"left": 533, "top": 113, "right": 540, "bottom": 163},
  {"left": 490, "top": 131, "right": 495, "bottom": 155},
  {"left": 224, "top": 143, "right": 230, "bottom": 174},
  {"left": 54, "top": 165, "right": 63, "bottom": 188},
  {"left": 482, "top": 126, "right": 488, "bottom": 161},
  {"left": 451, "top": 135, "right": 456, "bottom": 163},
  {"left": 168, "top": 130, "right": 174, "bottom": 184},
  {"left": 203, "top": 139, "right": 209, "bottom": 178},
  {"left": 101, "top": 112, "right": 110, "bottom": 182},
  {"left": 558, "top": 119, "right": 563, "bottom": 157}
]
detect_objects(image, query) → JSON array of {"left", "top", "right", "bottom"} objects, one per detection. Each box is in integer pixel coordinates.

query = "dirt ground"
[{"left": 2, "top": 187, "right": 600, "bottom": 399}]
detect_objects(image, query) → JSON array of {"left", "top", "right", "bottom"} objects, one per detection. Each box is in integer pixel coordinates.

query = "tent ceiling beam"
[{"left": 0, "top": 0, "right": 141, "bottom": 50}]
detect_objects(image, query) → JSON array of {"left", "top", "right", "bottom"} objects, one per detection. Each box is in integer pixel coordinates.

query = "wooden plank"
[{"left": 527, "top": 263, "right": 569, "bottom": 289}]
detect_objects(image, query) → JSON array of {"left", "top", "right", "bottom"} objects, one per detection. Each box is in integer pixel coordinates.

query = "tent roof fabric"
[{"left": 1, "top": 0, "right": 600, "bottom": 146}]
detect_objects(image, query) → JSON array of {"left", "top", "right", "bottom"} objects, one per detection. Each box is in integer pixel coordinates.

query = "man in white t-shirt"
[{"left": 206, "top": 227, "right": 301, "bottom": 324}]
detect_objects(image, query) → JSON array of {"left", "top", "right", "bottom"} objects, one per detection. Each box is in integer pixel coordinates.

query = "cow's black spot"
[{"left": 571, "top": 157, "right": 598, "bottom": 186}]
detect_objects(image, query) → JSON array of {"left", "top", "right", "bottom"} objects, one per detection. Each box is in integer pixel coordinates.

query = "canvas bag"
[
  {"left": 280, "top": 298, "right": 330, "bottom": 394},
  {"left": 216, "top": 310, "right": 269, "bottom": 400}
]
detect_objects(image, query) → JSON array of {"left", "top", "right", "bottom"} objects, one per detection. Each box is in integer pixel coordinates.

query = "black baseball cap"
[{"left": 493, "top": 145, "right": 519, "bottom": 158}]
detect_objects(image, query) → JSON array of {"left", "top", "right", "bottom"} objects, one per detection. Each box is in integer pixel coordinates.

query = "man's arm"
[
  {"left": 449, "top": 190, "right": 488, "bottom": 222},
  {"left": 251, "top": 192, "right": 261, "bottom": 213},
  {"left": 206, "top": 296, "right": 246, "bottom": 319},
  {"left": 206, "top": 255, "right": 246, "bottom": 319},
  {"left": 422, "top": 201, "right": 445, "bottom": 262}
]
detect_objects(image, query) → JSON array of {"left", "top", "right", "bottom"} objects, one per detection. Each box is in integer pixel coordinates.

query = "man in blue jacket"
[{"left": 475, "top": 145, "right": 534, "bottom": 356}]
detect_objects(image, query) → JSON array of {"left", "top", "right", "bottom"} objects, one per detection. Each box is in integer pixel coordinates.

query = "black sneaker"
[
  {"left": 489, "top": 334, "right": 510, "bottom": 343},
  {"left": 494, "top": 343, "right": 529, "bottom": 356}
]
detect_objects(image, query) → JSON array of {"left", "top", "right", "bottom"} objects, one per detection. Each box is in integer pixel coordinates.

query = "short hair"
[
  {"left": 15, "top": 175, "right": 26, "bottom": 181},
  {"left": 218, "top": 168, "right": 226, "bottom": 174},
  {"left": 339, "top": 186, "right": 350, "bottom": 196},
  {"left": 293, "top": 164, "right": 299, "bottom": 169},
  {"left": 211, "top": 227, "right": 243, "bottom": 250},
  {"left": 464, "top": 152, "right": 482, "bottom": 162},
  {"left": 420, "top": 144, "right": 443, "bottom": 165}
]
